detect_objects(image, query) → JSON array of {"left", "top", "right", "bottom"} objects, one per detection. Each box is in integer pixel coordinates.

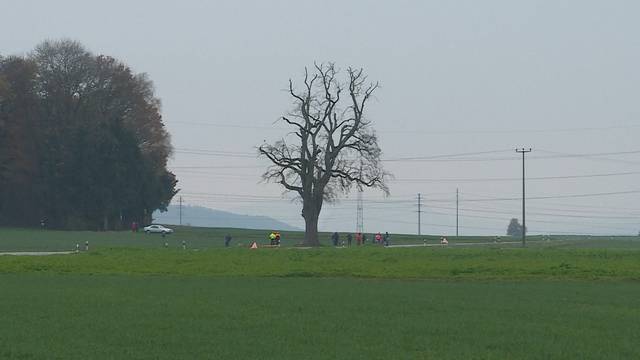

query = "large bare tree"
[{"left": 259, "top": 63, "right": 389, "bottom": 246}]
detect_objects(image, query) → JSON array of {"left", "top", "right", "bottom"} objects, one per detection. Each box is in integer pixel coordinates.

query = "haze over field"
[{"left": 3, "top": 0, "right": 639, "bottom": 235}]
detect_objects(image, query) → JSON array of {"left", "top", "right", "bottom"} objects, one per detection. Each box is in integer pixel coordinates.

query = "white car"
[{"left": 143, "top": 224, "right": 174, "bottom": 234}]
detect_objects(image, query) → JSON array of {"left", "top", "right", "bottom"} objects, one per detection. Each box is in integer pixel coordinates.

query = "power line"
[
  {"left": 428, "top": 208, "right": 637, "bottom": 230},
  {"left": 170, "top": 146, "right": 640, "bottom": 166},
  {"left": 383, "top": 149, "right": 512, "bottom": 162},
  {"left": 174, "top": 191, "right": 637, "bottom": 235},
  {"left": 365, "top": 216, "right": 506, "bottom": 233},
  {"left": 536, "top": 149, "right": 640, "bottom": 158},
  {"left": 169, "top": 121, "right": 640, "bottom": 135},
  {"left": 427, "top": 203, "right": 640, "bottom": 221},
  {"left": 170, "top": 120, "right": 286, "bottom": 130},
  {"left": 176, "top": 182, "right": 634, "bottom": 214},
  {"left": 171, "top": 165, "right": 264, "bottom": 169},
  {"left": 383, "top": 149, "right": 640, "bottom": 163},
  {"left": 431, "top": 189, "right": 640, "bottom": 203},
  {"left": 537, "top": 149, "right": 640, "bottom": 166},
  {"left": 176, "top": 189, "right": 640, "bottom": 211},
  {"left": 456, "top": 192, "right": 640, "bottom": 214},
  {"left": 175, "top": 168, "right": 640, "bottom": 184},
  {"left": 390, "top": 170, "right": 640, "bottom": 183},
  {"left": 378, "top": 124, "right": 640, "bottom": 135},
  {"left": 174, "top": 151, "right": 257, "bottom": 159},
  {"left": 174, "top": 147, "right": 256, "bottom": 156}
]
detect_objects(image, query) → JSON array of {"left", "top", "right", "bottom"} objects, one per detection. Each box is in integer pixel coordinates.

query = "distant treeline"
[{"left": 0, "top": 40, "right": 177, "bottom": 230}]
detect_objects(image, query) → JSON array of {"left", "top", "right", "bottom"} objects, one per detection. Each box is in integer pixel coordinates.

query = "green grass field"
[
  {"left": 1, "top": 275, "right": 638, "bottom": 359},
  {"left": 1, "top": 227, "right": 640, "bottom": 359}
]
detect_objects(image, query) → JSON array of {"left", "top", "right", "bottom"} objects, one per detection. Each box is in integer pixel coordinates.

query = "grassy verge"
[
  {"left": 2, "top": 247, "right": 640, "bottom": 280},
  {"left": 2, "top": 227, "right": 639, "bottom": 252}
]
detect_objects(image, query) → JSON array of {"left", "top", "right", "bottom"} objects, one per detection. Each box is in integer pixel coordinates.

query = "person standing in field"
[
  {"left": 269, "top": 231, "right": 276, "bottom": 245},
  {"left": 224, "top": 233, "right": 232, "bottom": 247},
  {"left": 331, "top": 232, "right": 339, "bottom": 247},
  {"left": 383, "top": 232, "right": 391, "bottom": 246},
  {"left": 355, "top": 232, "right": 362, "bottom": 246},
  {"left": 375, "top": 232, "right": 382, "bottom": 245},
  {"left": 347, "top": 233, "right": 353, "bottom": 247}
]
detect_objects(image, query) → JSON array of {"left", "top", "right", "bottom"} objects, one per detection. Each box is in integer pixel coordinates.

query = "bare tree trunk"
[
  {"left": 304, "top": 214, "right": 320, "bottom": 246},
  {"left": 303, "top": 200, "right": 321, "bottom": 246}
]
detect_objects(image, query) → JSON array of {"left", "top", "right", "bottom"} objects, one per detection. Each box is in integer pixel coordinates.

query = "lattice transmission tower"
[{"left": 356, "top": 190, "right": 364, "bottom": 234}]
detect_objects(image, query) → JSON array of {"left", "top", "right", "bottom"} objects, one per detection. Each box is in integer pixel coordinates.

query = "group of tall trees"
[{"left": 0, "top": 40, "right": 177, "bottom": 230}]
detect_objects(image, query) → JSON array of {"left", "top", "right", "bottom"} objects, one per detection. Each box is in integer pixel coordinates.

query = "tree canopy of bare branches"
[{"left": 259, "top": 63, "right": 389, "bottom": 246}]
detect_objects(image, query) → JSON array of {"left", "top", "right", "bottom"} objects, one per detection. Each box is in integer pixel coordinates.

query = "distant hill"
[{"left": 152, "top": 205, "right": 301, "bottom": 231}]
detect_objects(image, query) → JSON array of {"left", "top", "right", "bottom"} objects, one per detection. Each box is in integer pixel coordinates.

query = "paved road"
[
  {"left": 386, "top": 241, "right": 521, "bottom": 248},
  {"left": 0, "top": 251, "right": 76, "bottom": 256}
]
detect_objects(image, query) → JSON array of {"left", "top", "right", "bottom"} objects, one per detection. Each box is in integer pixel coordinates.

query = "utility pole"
[
  {"left": 456, "top": 188, "right": 459, "bottom": 237},
  {"left": 179, "top": 196, "right": 183, "bottom": 225},
  {"left": 417, "top": 193, "right": 422, "bottom": 235},
  {"left": 516, "top": 148, "right": 532, "bottom": 247}
]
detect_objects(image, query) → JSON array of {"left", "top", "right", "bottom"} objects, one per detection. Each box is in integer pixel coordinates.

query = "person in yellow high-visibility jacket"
[{"left": 269, "top": 232, "right": 276, "bottom": 245}]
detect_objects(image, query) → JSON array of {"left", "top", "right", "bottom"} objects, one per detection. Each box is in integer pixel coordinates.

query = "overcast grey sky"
[{"left": 2, "top": 0, "right": 640, "bottom": 235}]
